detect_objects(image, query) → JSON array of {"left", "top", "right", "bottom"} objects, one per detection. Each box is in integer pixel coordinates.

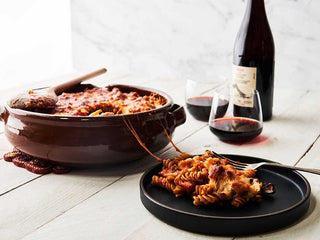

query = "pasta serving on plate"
[{"left": 151, "top": 150, "right": 262, "bottom": 207}]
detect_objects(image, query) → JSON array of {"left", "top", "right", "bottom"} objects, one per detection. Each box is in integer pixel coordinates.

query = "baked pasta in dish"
[
  {"left": 151, "top": 150, "right": 264, "bottom": 207},
  {"left": 49, "top": 87, "right": 166, "bottom": 116}
]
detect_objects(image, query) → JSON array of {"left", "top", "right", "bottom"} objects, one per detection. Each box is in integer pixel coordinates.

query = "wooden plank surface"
[
  {"left": 21, "top": 169, "right": 231, "bottom": 240},
  {"left": 0, "top": 74, "right": 319, "bottom": 240},
  {"left": 18, "top": 88, "right": 320, "bottom": 240},
  {"left": 0, "top": 161, "right": 150, "bottom": 240}
]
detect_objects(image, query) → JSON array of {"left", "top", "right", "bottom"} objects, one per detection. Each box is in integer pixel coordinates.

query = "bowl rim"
[{"left": 4, "top": 84, "right": 174, "bottom": 121}]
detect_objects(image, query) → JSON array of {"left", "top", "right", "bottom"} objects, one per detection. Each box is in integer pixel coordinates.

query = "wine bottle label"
[{"left": 232, "top": 65, "right": 257, "bottom": 108}]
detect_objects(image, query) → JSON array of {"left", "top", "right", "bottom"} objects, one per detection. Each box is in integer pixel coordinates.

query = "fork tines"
[{"left": 210, "top": 150, "right": 246, "bottom": 171}]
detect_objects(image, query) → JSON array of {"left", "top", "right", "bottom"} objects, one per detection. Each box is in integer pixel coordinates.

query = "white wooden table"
[{"left": 0, "top": 75, "right": 320, "bottom": 240}]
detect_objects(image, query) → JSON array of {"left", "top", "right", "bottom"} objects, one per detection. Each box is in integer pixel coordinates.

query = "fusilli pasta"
[{"left": 151, "top": 150, "right": 263, "bottom": 207}]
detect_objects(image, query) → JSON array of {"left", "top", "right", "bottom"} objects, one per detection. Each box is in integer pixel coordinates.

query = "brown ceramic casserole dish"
[{"left": 0, "top": 84, "right": 186, "bottom": 167}]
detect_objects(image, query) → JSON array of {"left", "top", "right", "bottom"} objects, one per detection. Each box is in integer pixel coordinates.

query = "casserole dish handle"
[
  {"left": 0, "top": 105, "right": 8, "bottom": 122},
  {"left": 168, "top": 104, "right": 186, "bottom": 127}
]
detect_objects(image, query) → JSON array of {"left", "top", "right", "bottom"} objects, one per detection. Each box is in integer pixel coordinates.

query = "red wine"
[
  {"left": 186, "top": 96, "right": 228, "bottom": 121},
  {"left": 209, "top": 117, "right": 262, "bottom": 142},
  {"left": 186, "top": 96, "right": 212, "bottom": 121},
  {"left": 233, "top": 0, "right": 274, "bottom": 121}
]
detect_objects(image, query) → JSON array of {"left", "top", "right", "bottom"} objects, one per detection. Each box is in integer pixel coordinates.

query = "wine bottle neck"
[{"left": 245, "top": 0, "right": 268, "bottom": 21}]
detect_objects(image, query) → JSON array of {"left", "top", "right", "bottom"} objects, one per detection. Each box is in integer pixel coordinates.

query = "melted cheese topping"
[{"left": 50, "top": 87, "right": 167, "bottom": 116}]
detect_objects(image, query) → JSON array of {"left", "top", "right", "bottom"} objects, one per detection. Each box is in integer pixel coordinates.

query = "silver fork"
[{"left": 210, "top": 150, "right": 320, "bottom": 175}]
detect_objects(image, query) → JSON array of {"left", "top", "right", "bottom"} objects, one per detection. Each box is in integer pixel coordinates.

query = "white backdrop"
[
  {"left": 71, "top": 0, "right": 320, "bottom": 90},
  {"left": 0, "top": 0, "right": 73, "bottom": 92},
  {"left": 0, "top": 0, "right": 319, "bottom": 92}
]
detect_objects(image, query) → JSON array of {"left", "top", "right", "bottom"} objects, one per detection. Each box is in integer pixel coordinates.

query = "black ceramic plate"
[{"left": 140, "top": 154, "right": 311, "bottom": 236}]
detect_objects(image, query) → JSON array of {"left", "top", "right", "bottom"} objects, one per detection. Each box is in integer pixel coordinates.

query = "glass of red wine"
[
  {"left": 185, "top": 78, "right": 227, "bottom": 122},
  {"left": 209, "top": 88, "right": 263, "bottom": 142}
]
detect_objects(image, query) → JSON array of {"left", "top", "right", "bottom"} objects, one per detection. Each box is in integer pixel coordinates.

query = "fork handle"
[{"left": 265, "top": 163, "right": 320, "bottom": 175}]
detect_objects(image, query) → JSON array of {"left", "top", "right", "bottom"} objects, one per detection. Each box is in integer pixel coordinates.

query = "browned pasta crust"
[
  {"left": 151, "top": 150, "right": 263, "bottom": 207},
  {"left": 46, "top": 87, "right": 167, "bottom": 116}
]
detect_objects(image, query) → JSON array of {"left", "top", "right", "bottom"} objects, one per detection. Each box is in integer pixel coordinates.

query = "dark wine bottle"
[{"left": 232, "top": 0, "right": 275, "bottom": 121}]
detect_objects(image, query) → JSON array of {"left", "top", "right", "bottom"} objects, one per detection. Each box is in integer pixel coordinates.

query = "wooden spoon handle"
[{"left": 53, "top": 68, "right": 107, "bottom": 94}]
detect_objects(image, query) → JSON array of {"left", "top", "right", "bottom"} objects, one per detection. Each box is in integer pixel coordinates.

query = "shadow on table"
[
  {"left": 68, "top": 154, "right": 158, "bottom": 177},
  {"left": 221, "top": 134, "right": 270, "bottom": 146}
]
